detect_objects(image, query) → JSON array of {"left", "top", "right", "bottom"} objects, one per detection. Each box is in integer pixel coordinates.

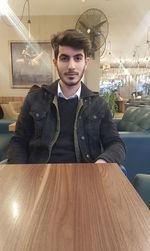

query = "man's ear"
[
  {"left": 53, "top": 58, "right": 57, "bottom": 66},
  {"left": 85, "top": 57, "right": 90, "bottom": 68}
]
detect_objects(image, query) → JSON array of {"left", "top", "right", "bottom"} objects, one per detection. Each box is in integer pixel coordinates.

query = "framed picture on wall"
[{"left": 10, "top": 41, "right": 53, "bottom": 88}]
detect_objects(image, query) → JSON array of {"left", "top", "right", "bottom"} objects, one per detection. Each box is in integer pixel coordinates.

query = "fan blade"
[
  {"left": 100, "top": 42, "right": 106, "bottom": 57},
  {"left": 91, "top": 32, "right": 106, "bottom": 52},
  {"left": 95, "top": 19, "right": 107, "bottom": 29},
  {"left": 79, "top": 20, "right": 89, "bottom": 31}
]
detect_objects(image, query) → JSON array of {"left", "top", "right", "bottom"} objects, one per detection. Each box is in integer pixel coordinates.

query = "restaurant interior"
[{"left": 0, "top": 1, "right": 150, "bottom": 250}]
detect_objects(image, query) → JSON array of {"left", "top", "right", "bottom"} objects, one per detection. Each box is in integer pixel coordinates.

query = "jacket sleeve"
[
  {"left": 97, "top": 104, "right": 126, "bottom": 165},
  {"left": 7, "top": 95, "right": 34, "bottom": 164}
]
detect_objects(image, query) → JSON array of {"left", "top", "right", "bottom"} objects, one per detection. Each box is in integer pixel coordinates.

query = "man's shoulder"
[
  {"left": 92, "top": 94, "right": 107, "bottom": 107},
  {"left": 27, "top": 85, "right": 43, "bottom": 100},
  {"left": 86, "top": 90, "right": 105, "bottom": 103},
  {"left": 27, "top": 81, "right": 58, "bottom": 100}
]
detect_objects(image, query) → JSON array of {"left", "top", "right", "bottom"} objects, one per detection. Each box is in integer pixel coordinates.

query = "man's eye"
[
  {"left": 74, "top": 56, "right": 83, "bottom": 61},
  {"left": 59, "top": 56, "right": 69, "bottom": 62}
]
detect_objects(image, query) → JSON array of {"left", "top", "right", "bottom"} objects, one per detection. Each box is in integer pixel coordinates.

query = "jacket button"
[
  {"left": 93, "top": 115, "right": 97, "bottom": 119},
  {"left": 81, "top": 136, "right": 85, "bottom": 140},
  {"left": 36, "top": 113, "right": 39, "bottom": 117},
  {"left": 86, "top": 154, "right": 90, "bottom": 158}
]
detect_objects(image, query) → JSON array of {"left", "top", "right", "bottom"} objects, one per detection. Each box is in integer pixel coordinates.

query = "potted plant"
[{"left": 103, "top": 91, "right": 118, "bottom": 117}]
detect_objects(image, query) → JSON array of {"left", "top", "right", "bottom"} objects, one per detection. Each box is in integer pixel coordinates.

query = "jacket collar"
[{"left": 41, "top": 80, "right": 98, "bottom": 99}]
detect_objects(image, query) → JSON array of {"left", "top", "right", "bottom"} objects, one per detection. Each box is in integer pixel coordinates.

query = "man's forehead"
[{"left": 58, "top": 46, "right": 84, "bottom": 56}]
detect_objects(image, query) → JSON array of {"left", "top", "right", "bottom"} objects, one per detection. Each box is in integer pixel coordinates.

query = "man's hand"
[{"left": 95, "top": 159, "right": 107, "bottom": 164}]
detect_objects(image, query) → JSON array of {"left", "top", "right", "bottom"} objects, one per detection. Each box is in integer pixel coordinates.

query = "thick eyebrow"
[
  {"left": 74, "top": 53, "right": 84, "bottom": 58},
  {"left": 59, "top": 54, "right": 69, "bottom": 58},
  {"left": 59, "top": 53, "right": 84, "bottom": 58}
]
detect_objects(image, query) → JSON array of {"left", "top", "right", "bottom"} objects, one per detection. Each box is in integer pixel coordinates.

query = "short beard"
[{"left": 56, "top": 67, "right": 86, "bottom": 87}]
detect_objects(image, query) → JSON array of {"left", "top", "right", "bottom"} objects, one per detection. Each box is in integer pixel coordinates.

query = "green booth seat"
[{"left": 133, "top": 174, "right": 150, "bottom": 209}]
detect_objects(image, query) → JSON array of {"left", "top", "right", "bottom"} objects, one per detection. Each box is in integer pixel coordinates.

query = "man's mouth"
[{"left": 65, "top": 72, "right": 78, "bottom": 76}]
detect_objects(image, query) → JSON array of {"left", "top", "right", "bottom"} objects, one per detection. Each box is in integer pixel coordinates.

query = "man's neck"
[{"left": 59, "top": 81, "right": 81, "bottom": 98}]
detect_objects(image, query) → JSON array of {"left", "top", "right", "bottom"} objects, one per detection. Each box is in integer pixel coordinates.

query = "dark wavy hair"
[{"left": 51, "top": 29, "right": 92, "bottom": 59}]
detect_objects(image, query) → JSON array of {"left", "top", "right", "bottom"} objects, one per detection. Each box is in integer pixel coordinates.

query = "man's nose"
[{"left": 68, "top": 58, "right": 75, "bottom": 69}]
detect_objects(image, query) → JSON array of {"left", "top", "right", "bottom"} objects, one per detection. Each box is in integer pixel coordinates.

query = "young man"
[{"left": 7, "top": 29, "right": 125, "bottom": 164}]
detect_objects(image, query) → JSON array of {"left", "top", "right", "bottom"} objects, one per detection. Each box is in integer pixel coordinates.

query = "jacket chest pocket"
[
  {"left": 30, "top": 111, "right": 47, "bottom": 137},
  {"left": 84, "top": 114, "right": 102, "bottom": 139},
  {"left": 88, "top": 114, "right": 99, "bottom": 127}
]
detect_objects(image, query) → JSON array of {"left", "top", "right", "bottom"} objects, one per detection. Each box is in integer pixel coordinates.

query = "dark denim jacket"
[{"left": 7, "top": 80, "right": 126, "bottom": 164}]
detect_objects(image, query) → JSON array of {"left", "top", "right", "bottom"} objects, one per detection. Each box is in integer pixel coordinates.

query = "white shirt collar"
[{"left": 57, "top": 82, "right": 81, "bottom": 100}]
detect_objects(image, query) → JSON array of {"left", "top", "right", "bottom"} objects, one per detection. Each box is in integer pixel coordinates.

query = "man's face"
[{"left": 53, "top": 46, "right": 89, "bottom": 87}]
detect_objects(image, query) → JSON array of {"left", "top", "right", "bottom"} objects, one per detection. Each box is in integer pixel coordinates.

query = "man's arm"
[
  {"left": 95, "top": 104, "right": 126, "bottom": 165},
  {"left": 7, "top": 96, "right": 34, "bottom": 164}
]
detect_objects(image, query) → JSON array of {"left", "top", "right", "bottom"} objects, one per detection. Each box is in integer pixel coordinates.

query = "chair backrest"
[
  {"left": 133, "top": 174, "right": 150, "bottom": 209},
  {"left": 120, "top": 133, "right": 150, "bottom": 181}
]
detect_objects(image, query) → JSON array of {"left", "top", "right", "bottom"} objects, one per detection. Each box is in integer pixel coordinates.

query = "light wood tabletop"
[{"left": 0, "top": 163, "right": 150, "bottom": 251}]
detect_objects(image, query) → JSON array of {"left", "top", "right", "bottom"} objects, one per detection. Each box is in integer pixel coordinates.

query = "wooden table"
[
  {"left": 0, "top": 163, "right": 150, "bottom": 251},
  {"left": 8, "top": 122, "right": 16, "bottom": 132}
]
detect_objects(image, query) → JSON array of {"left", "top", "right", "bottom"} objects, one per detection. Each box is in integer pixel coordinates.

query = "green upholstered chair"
[
  {"left": 133, "top": 174, "right": 150, "bottom": 209},
  {"left": 118, "top": 106, "right": 150, "bottom": 132}
]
